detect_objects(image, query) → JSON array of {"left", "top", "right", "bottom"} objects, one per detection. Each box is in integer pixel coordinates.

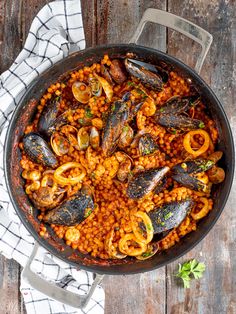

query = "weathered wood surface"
[{"left": 0, "top": 0, "right": 236, "bottom": 314}]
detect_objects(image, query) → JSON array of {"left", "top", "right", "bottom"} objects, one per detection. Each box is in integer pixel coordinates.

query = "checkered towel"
[{"left": 0, "top": 1, "right": 105, "bottom": 313}]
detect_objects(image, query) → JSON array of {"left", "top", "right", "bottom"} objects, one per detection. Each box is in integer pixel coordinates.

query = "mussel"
[
  {"left": 38, "top": 97, "right": 60, "bottom": 138},
  {"left": 155, "top": 95, "right": 203, "bottom": 131},
  {"left": 172, "top": 173, "right": 208, "bottom": 192},
  {"left": 147, "top": 199, "right": 194, "bottom": 233},
  {"left": 109, "top": 59, "right": 127, "bottom": 84},
  {"left": 172, "top": 159, "right": 215, "bottom": 175},
  {"left": 23, "top": 132, "right": 58, "bottom": 167},
  {"left": 156, "top": 114, "right": 204, "bottom": 131},
  {"left": 157, "top": 95, "right": 200, "bottom": 115},
  {"left": 102, "top": 94, "right": 130, "bottom": 156},
  {"left": 138, "top": 133, "right": 158, "bottom": 156},
  {"left": 124, "top": 58, "right": 166, "bottom": 91},
  {"left": 127, "top": 166, "right": 170, "bottom": 199},
  {"left": 153, "top": 176, "right": 167, "bottom": 194},
  {"left": 43, "top": 188, "right": 94, "bottom": 226}
]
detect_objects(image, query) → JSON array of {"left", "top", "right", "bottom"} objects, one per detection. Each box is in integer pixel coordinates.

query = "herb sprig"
[{"left": 176, "top": 259, "right": 206, "bottom": 288}]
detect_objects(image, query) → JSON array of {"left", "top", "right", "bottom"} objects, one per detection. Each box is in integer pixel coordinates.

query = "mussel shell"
[
  {"left": 43, "top": 189, "right": 94, "bottom": 226},
  {"left": 101, "top": 64, "right": 114, "bottom": 85},
  {"left": 139, "top": 133, "right": 158, "bottom": 156},
  {"left": 148, "top": 199, "right": 194, "bottom": 233},
  {"left": 102, "top": 100, "right": 129, "bottom": 156},
  {"left": 157, "top": 95, "right": 200, "bottom": 115},
  {"left": 23, "top": 132, "right": 58, "bottom": 167},
  {"left": 153, "top": 176, "right": 167, "bottom": 194},
  {"left": 172, "top": 159, "right": 214, "bottom": 175},
  {"left": 89, "top": 78, "right": 102, "bottom": 97},
  {"left": 117, "top": 158, "right": 132, "bottom": 182},
  {"left": 127, "top": 166, "right": 170, "bottom": 199},
  {"left": 124, "top": 58, "right": 164, "bottom": 91},
  {"left": 172, "top": 173, "right": 207, "bottom": 192},
  {"left": 156, "top": 114, "right": 204, "bottom": 131},
  {"left": 38, "top": 97, "right": 60, "bottom": 138}
]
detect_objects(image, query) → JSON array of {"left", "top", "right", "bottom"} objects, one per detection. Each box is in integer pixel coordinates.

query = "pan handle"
[
  {"left": 21, "top": 242, "right": 104, "bottom": 309},
  {"left": 129, "top": 8, "right": 213, "bottom": 74}
]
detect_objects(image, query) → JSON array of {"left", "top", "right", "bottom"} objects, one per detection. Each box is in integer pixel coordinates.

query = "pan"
[{"left": 4, "top": 9, "right": 235, "bottom": 308}]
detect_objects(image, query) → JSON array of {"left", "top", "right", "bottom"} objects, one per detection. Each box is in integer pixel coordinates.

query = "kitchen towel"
[{"left": 0, "top": 1, "right": 105, "bottom": 313}]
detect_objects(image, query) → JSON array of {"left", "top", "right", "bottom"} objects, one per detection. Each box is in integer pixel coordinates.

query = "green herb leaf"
[
  {"left": 176, "top": 259, "right": 206, "bottom": 288},
  {"left": 164, "top": 212, "right": 173, "bottom": 220},
  {"left": 84, "top": 209, "right": 92, "bottom": 218},
  {"left": 199, "top": 121, "right": 205, "bottom": 129},
  {"left": 159, "top": 107, "right": 165, "bottom": 113},
  {"left": 127, "top": 81, "right": 135, "bottom": 87},
  {"left": 142, "top": 251, "right": 153, "bottom": 257},
  {"left": 85, "top": 107, "right": 93, "bottom": 118}
]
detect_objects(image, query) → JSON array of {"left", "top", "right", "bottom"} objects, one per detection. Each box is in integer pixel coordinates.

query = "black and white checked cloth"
[{"left": 0, "top": 1, "right": 104, "bottom": 313}]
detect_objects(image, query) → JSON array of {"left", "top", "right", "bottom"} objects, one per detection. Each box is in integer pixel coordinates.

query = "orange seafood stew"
[{"left": 20, "top": 54, "right": 225, "bottom": 260}]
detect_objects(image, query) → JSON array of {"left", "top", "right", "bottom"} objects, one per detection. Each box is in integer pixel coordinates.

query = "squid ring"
[
  {"left": 191, "top": 197, "right": 209, "bottom": 220},
  {"left": 183, "top": 129, "right": 210, "bottom": 157},
  {"left": 118, "top": 234, "right": 147, "bottom": 256},
  {"left": 105, "top": 230, "right": 127, "bottom": 259},
  {"left": 131, "top": 211, "right": 154, "bottom": 244},
  {"left": 54, "top": 162, "right": 86, "bottom": 186}
]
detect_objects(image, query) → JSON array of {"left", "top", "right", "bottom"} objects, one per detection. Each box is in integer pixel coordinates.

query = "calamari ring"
[
  {"left": 191, "top": 197, "right": 209, "bottom": 220},
  {"left": 54, "top": 162, "right": 86, "bottom": 186},
  {"left": 131, "top": 211, "right": 154, "bottom": 244},
  {"left": 118, "top": 234, "right": 147, "bottom": 256},
  {"left": 105, "top": 230, "right": 127, "bottom": 259},
  {"left": 183, "top": 129, "right": 210, "bottom": 157}
]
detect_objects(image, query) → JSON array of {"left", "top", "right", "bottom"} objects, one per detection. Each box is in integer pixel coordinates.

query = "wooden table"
[{"left": 0, "top": 1, "right": 235, "bottom": 313}]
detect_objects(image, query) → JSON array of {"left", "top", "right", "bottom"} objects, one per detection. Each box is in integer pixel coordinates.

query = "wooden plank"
[
  {"left": 166, "top": 1, "right": 236, "bottom": 313},
  {"left": 0, "top": 0, "right": 23, "bottom": 72},
  {"left": 0, "top": 257, "right": 22, "bottom": 314},
  {"left": 91, "top": 1, "right": 167, "bottom": 313}
]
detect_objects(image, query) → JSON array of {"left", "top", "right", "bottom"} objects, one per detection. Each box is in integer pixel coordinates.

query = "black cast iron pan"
[{"left": 3, "top": 9, "right": 235, "bottom": 308}]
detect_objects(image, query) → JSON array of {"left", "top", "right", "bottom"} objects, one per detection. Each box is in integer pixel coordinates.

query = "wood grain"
[
  {"left": 0, "top": 1, "right": 236, "bottom": 314},
  {"left": 167, "top": 1, "right": 236, "bottom": 313}
]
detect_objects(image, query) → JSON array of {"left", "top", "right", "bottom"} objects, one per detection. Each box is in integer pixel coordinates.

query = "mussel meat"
[
  {"left": 43, "top": 188, "right": 94, "bottom": 225},
  {"left": 23, "top": 132, "right": 58, "bottom": 167},
  {"left": 138, "top": 133, "right": 158, "bottom": 156},
  {"left": 38, "top": 97, "right": 60, "bottom": 138},
  {"left": 124, "top": 58, "right": 165, "bottom": 91},
  {"left": 72, "top": 82, "right": 91, "bottom": 104},
  {"left": 147, "top": 199, "right": 194, "bottom": 233},
  {"left": 109, "top": 59, "right": 127, "bottom": 84},
  {"left": 127, "top": 166, "right": 170, "bottom": 199}
]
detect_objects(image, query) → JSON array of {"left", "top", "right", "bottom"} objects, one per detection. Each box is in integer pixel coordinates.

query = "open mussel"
[
  {"left": 124, "top": 58, "right": 166, "bottom": 91},
  {"left": 38, "top": 96, "right": 60, "bottom": 138},
  {"left": 147, "top": 199, "right": 194, "bottom": 233},
  {"left": 88, "top": 77, "right": 102, "bottom": 97},
  {"left": 118, "top": 125, "right": 134, "bottom": 148},
  {"left": 138, "top": 133, "right": 158, "bottom": 156},
  {"left": 43, "top": 188, "right": 94, "bottom": 226},
  {"left": 101, "top": 93, "right": 131, "bottom": 156},
  {"left": 127, "top": 166, "right": 170, "bottom": 199},
  {"left": 23, "top": 132, "right": 58, "bottom": 167}
]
